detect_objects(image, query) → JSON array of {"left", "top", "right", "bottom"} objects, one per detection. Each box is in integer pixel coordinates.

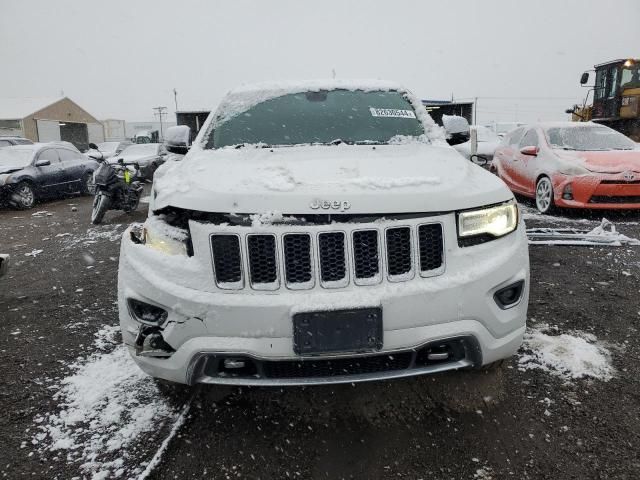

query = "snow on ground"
[
  {"left": 518, "top": 325, "right": 615, "bottom": 381},
  {"left": 31, "top": 325, "right": 180, "bottom": 479},
  {"left": 58, "top": 224, "right": 125, "bottom": 250}
]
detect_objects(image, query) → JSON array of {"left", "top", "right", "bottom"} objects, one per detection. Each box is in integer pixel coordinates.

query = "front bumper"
[
  {"left": 552, "top": 173, "right": 640, "bottom": 209},
  {"left": 118, "top": 213, "right": 530, "bottom": 386}
]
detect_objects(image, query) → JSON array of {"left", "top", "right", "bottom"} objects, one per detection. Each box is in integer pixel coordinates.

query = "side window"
[
  {"left": 519, "top": 129, "right": 539, "bottom": 148},
  {"left": 594, "top": 69, "right": 607, "bottom": 100},
  {"left": 607, "top": 67, "right": 619, "bottom": 98},
  {"left": 509, "top": 128, "right": 525, "bottom": 147},
  {"left": 37, "top": 149, "right": 60, "bottom": 163},
  {"left": 58, "top": 148, "right": 82, "bottom": 162},
  {"left": 0, "top": 140, "right": 11, "bottom": 147}
]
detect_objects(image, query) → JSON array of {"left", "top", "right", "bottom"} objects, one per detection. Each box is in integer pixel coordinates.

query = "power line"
[{"left": 152, "top": 106, "right": 168, "bottom": 140}]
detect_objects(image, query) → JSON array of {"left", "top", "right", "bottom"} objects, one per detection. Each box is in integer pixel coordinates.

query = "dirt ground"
[{"left": 1, "top": 194, "right": 640, "bottom": 480}]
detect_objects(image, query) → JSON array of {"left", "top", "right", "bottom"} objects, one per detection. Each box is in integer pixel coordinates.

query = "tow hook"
[{"left": 135, "top": 325, "right": 175, "bottom": 358}]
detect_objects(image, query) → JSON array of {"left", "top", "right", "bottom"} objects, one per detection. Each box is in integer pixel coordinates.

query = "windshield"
[
  {"left": 120, "top": 144, "right": 158, "bottom": 156},
  {"left": 0, "top": 148, "right": 33, "bottom": 167},
  {"left": 209, "top": 89, "right": 425, "bottom": 148},
  {"left": 546, "top": 126, "right": 636, "bottom": 151},
  {"left": 97, "top": 142, "right": 119, "bottom": 151}
]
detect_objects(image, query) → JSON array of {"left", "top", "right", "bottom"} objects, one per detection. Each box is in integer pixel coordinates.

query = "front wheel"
[
  {"left": 82, "top": 172, "right": 95, "bottom": 196},
  {"left": 91, "top": 192, "right": 111, "bottom": 224},
  {"left": 535, "top": 176, "right": 555, "bottom": 214},
  {"left": 13, "top": 182, "right": 36, "bottom": 209}
]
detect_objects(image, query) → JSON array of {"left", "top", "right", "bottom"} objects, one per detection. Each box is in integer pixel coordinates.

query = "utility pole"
[
  {"left": 173, "top": 88, "right": 178, "bottom": 112},
  {"left": 474, "top": 97, "right": 478, "bottom": 125},
  {"left": 152, "top": 106, "right": 168, "bottom": 141}
]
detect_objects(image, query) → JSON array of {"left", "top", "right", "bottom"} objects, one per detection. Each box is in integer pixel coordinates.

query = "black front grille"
[
  {"left": 211, "top": 235, "right": 242, "bottom": 285},
  {"left": 283, "top": 234, "right": 312, "bottom": 285},
  {"left": 247, "top": 235, "right": 277, "bottom": 285},
  {"left": 353, "top": 230, "right": 379, "bottom": 279},
  {"left": 386, "top": 227, "right": 412, "bottom": 276},
  {"left": 262, "top": 352, "right": 413, "bottom": 378},
  {"left": 418, "top": 224, "right": 443, "bottom": 271},
  {"left": 600, "top": 180, "right": 640, "bottom": 185},
  {"left": 589, "top": 195, "right": 640, "bottom": 204},
  {"left": 318, "top": 232, "right": 346, "bottom": 283}
]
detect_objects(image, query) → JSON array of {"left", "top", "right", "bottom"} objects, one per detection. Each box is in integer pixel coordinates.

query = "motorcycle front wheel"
[{"left": 91, "top": 192, "right": 111, "bottom": 224}]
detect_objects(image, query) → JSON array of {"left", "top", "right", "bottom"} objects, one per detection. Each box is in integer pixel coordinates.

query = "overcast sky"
[{"left": 2, "top": 0, "right": 638, "bottom": 124}]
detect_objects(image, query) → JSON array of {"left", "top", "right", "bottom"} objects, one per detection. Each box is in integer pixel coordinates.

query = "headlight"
[
  {"left": 142, "top": 218, "right": 189, "bottom": 256},
  {"left": 558, "top": 164, "right": 590, "bottom": 176},
  {"left": 0, "top": 174, "right": 11, "bottom": 186},
  {"left": 458, "top": 200, "right": 518, "bottom": 240}
]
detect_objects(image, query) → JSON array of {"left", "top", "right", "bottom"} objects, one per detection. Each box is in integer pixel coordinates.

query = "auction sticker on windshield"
[{"left": 369, "top": 107, "right": 416, "bottom": 118}]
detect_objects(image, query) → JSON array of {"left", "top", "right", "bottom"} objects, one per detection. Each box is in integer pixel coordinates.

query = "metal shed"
[{"left": 0, "top": 97, "right": 104, "bottom": 150}]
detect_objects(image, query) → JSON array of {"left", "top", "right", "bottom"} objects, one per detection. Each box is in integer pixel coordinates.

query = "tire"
[
  {"left": 91, "top": 192, "right": 110, "bottom": 224},
  {"left": 13, "top": 182, "right": 36, "bottom": 210},
  {"left": 81, "top": 172, "right": 95, "bottom": 196},
  {"left": 535, "top": 176, "right": 555, "bottom": 214}
]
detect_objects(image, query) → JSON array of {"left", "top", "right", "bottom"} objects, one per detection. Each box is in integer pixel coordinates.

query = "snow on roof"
[
  {"left": 532, "top": 121, "right": 602, "bottom": 130},
  {"left": 0, "top": 97, "right": 63, "bottom": 120}
]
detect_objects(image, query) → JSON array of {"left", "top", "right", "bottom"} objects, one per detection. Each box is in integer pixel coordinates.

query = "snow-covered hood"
[
  {"left": 555, "top": 149, "right": 640, "bottom": 174},
  {"left": 0, "top": 165, "right": 24, "bottom": 174},
  {"left": 152, "top": 143, "right": 512, "bottom": 215}
]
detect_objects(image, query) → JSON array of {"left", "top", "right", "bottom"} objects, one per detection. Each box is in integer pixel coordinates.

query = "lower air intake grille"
[
  {"left": 211, "top": 235, "right": 242, "bottom": 285},
  {"left": 247, "top": 235, "right": 277, "bottom": 285},
  {"left": 283, "top": 234, "right": 312, "bottom": 285},
  {"left": 318, "top": 232, "right": 346, "bottom": 283},
  {"left": 386, "top": 227, "right": 412, "bottom": 277},
  {"left": 262, "top": 352, "right": 413, "bottom": 378},
  {"left": 418, "top": 224, "right": 443, "bottom": 271},
  {"left": 589, "top": 195, "right": 640, "bottom": 204}
]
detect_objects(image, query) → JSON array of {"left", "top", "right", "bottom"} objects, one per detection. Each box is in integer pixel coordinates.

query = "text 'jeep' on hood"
[{"left": 118, "top": 80, "right": 530, "bottom": 387}]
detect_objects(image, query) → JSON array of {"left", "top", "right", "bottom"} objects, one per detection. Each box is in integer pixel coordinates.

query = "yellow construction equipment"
[{"left": 568, "top": 58, "right": 640, "bottom": 141}]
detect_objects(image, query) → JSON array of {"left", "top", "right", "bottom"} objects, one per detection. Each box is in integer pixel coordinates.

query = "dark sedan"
[{"left": 0, "top": 143, "right": 99, "bottom": 209}]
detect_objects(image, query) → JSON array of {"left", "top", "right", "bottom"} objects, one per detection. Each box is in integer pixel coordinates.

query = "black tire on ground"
[
  {"left": 91, "top": 192, "right": 110, "bottom": 224},
  {"left": 12, "top": 181, "right": 36, "bottom": 210},
  {"left": 535, "top": 176, "right": 555, "bottom": 214},
  {"left": 81, "top": 172, "right": 95, "bottom": 196}
]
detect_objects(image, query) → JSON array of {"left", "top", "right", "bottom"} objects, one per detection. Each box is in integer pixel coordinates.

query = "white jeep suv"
[{"left": 118, "top": 80, "right": 529, "bottom": 386}]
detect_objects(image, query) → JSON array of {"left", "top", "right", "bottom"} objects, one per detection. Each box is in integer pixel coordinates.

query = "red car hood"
[{"left": 557, "top": 149, "right": 640, "bottom": 174}]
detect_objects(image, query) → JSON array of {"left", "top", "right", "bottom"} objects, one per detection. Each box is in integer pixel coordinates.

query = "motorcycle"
[{"left": 88, "top": 143, "right": 144, "bottom": 225}]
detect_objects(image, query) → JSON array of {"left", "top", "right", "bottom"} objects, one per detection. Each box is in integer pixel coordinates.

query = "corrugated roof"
[{"left": 0, "top": 97, "right": 63, "bottom": 120}]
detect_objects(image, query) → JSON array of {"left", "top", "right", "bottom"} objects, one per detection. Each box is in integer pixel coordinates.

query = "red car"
[{"left": 491, "top": 122, "right": 640, "bottom": 213}]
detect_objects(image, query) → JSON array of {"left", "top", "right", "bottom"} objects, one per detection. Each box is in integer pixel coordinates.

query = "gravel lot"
[{"left": 1, "top": 194, "right": 640, "bottom": 480}]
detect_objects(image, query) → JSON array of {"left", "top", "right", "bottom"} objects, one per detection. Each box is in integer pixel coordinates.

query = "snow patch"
[
  {"left": 31, "top": 325, "right": 179, "bottom": 479},
  {"left": 519, "top": 326, "right": 615, "bottom": 381},
  {"left": 338, "top": 175, "right": 441, "bottom": 189}
]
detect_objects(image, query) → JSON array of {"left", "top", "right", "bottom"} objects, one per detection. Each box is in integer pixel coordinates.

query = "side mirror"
[
  {"left": 89, "top": 142, "right": 99, "bottom": 150},
  {"left": 87, "top": 151, "right": 103, "bottom": 160},
  {"left": 164, "top": 125, "right": 192, "bottom": 155},
  {"left": 580, "top": 72, "right": 589, "bottom": 85},
  {"left": 565, "top": 108, "right": 575, "bottom": 115},
  {"left": 442, "top": 115, "right": 470, "bottom": 146},
  {"left": 35, "top": 159, "right": 51, "bottom": 167},
  {"left": 520, "top": 146, "right": 539, "bottom": 156},
  {"left": 0, "top": 254, "right": 9, "bottom": 278}
]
